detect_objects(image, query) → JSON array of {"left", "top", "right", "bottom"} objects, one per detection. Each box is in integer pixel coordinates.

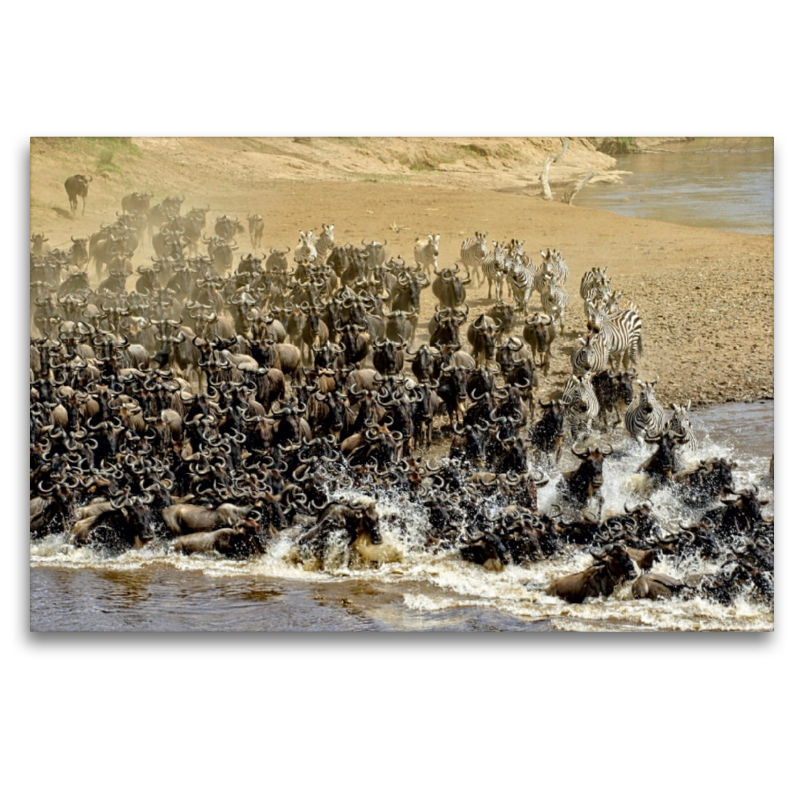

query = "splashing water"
[{"left": 30, "top": 402, "right": 774, "bottom": 632}]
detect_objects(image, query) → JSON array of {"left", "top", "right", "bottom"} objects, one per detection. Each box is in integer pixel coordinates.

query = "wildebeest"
[
  {"left": 699, "top": 486, "right": 769, "bottom": 539},
  {"left": 122, "top": 192, "right": 153, "bottom": 215},
  {"left": 631, "top": 572, "right": 685, "bottom": 600},
  {"left": 467, "top": 314, "right": 499, "bottom": 366},
  {"left": 171, "top": 519, "right": 266, "bottom": 559},
  {"left": 247, "top": 214, "right": 265, "bottom": 249},
  {"left": 592, "top": 369, "right": 635, "bottom": 429},
  {"left": 161, "top": 502, "right": 251, "bottom": 537},
  {"left": 523, "top": 313, "right": 556, "bottom": 375},
  {"left": 64, "top": 175, "right": 92, "bottom": 216},
  {"left": 432, "top": 263, "right": 471, "bottom": 309},
  {"left": 547, "top": 544, "right": 637, "bottom": 603},
  {"left": 638, "top": 430, "right": 687, "bottom": 482},
  {"left": 69, "top": 492, "right": 158, "bottom": 554},
  {"left": 673, "top": 457, "right": 736, "bottom": 507},
  {"left": 489, "top": 300, "right": 515, "bottom": 335},
  {"left": 559, "top": 443, "right": 613, "bottom": 508},
  {"left": 529, "top": 398, "right": 566, "bottom": 463},
  {"left": 296, "top": 498, "right": 381, "bottom": 554},
  {"left": 215, "top": 215, "right": 242, "bottom": 242}
]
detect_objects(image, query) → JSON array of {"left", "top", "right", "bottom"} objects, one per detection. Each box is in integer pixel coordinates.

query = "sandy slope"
[{"left": 30, "top": 137, "right": 773, "bottom": 406}]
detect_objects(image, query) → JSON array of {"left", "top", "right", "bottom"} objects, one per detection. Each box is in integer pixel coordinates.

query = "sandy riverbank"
[{"left": 30, "top": 137, "right": 773, "bottom": 406}]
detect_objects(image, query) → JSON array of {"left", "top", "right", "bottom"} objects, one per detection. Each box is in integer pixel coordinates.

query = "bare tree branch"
[
  {"left": 561, "top": 171, "right": 595, "bottom": 205},
  {"left": 541, "top": 138, "right": 569, "bottom": 201}
]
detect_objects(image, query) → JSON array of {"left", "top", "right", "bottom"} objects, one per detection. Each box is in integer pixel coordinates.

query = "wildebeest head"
[
  {"left": 343, "top": 498, "right": 381, "bottom": 544},
  {"left": 614, "top": 370, "right": 636, "bottom": 406},
  {"left": 721, "top": 486, "right": 769, "bottom": 521},
  {"left": 570, "top": 443, "right": 613, "bottom": 494},
  {"left": 592, "top": 543, "right": 637, "bottom": 582}
]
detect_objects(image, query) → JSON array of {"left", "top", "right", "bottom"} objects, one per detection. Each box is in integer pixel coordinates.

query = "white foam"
[{"left": 30, "top": 407, "right": 774, "bottom": 631}]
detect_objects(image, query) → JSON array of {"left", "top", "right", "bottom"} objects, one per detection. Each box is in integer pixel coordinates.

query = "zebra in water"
[
  {"left": 625, "top": 379, "right": 668, "bottom": 442},
  {"left": 571, "top": 332, "right": 608, "bottom": 375},
  {"left": 586, "top": 301, "right": 642, "bottom": 370},
  {"left": 541, "top": 274, "right": 570, "bottom": 334},
  {"left": 461, "top": 232, "right": 489, "bottom": 286},
  {"left": 482, "top": 240, "right": 509, "bottom": 301},
  {"left": 562, "top": 373, "right": 600, "bottom": 442},
  {"left": 668, "top": 401, "right": 698, "bottom": 451},
  {"left": 314, "top": 223, "right": 335, "bottom": 265}
]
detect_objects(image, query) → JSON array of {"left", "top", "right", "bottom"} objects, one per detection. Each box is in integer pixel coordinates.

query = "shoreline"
[{"left": 30, "top": 138, "right": 774, "bottom": 408}]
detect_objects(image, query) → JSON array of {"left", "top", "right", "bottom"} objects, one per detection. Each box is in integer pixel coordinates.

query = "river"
[
  {"left": 29, "top": 140, "right": 775, "bottom": 632},
  {"left": 573, "top": 138, "right": 774, "bottom": 235},
  {"left": 30, "top": 401, "right": 774, "bottom": 632}
]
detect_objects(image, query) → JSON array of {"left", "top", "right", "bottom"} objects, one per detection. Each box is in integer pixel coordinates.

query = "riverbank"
[{"left": 30, "top": 137, "right": 774, "bottom": 407}]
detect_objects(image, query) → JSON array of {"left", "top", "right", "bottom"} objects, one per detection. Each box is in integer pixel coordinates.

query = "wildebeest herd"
[{"left": 29, "top": 185, "right": 773, "bottom": 609}]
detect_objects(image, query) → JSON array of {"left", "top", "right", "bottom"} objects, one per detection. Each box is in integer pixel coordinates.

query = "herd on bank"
[{"left": 28, "top": 182, "right": 774, "bottom": 607}]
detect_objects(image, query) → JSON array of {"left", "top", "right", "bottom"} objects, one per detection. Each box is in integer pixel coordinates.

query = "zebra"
[
  {"left": 461, "top": 231, "right": 489, "bottom": 286},
  {"left": 414, "top": 234, "right": 440, "bottom": 278},
  {"left": 562, "top": 373, "right": 600, "bottom": 442},
  {"left": 532, "top": 262, "right": 551, "bottom": 296},
  {"left": 482, "top": 240, "right": 509, "bottom": 301},
  {"left": 580, "top": 266, "right": 610, "bottom": 300},
  {"left": 541, "top": 274, "right": 570, "bottom": 334},
  {"left": 294, "top": 230, "right": 318, "bottom": 263},
  {"left": 541, "top": 248, "right": 569, "bottom": 285},
  {"left": 586, "top": 301, "right": 642, "bottom": 370},
  {"left": 606, "top": 290, "right": 637, "bottom": 315},
  {"left": 314, "top": 223, "right": 335, "bottom": 265},
  {"left": 668, "top": 401, "right": 698, "bottom": 451},
  {"left": 625, "top": 379, "right": 668, "bottom": 443},
  {"left": 571, "top": 332, "right": 608, "bottom": 375},
  {"left": 507, "top": 255, "right": 537, "bottom": 315}
]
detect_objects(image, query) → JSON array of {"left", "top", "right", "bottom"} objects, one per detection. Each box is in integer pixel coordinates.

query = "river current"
[
  {"left": 30, "top": 401, "right": 774, "bottom": 632},
  {"left": 574, "top": 139, "right": 774, "bottom": 235}
]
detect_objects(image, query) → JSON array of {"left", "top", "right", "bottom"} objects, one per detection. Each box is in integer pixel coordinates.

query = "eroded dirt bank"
[{"left": 30, "top": 137, "right": 773, "bottom": 406}]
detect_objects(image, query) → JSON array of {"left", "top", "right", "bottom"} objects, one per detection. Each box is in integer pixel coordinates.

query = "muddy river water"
[
  {"left": 574, "top": 139, "right": 774, "bottom": 235},
  {"left": 30, "top": 140, "right": 775, "bottom": 632}
]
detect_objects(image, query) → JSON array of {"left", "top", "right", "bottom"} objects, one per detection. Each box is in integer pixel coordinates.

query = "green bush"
[{"left": 599, "top": 137, "right": 638, "bottom": 155}]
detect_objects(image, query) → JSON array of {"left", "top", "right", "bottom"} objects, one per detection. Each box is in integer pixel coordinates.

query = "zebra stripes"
[
  {"left": 541, "top": 248, "right": 569, "bottom": 285},
  {"left": 668, "top": 402, "right": 698, "bottom": 451},
  {"left": 532, "top": 262, "right": 552, "bottom": 296},
  {"left": 625, "top": 379, "right": 668, "bottom": 442},
  {"left": 414, "top": 234, "right": 440, "bottom": 277},
  {"left": 571, "top": 333, "right": 608, "bottom": 375},
  {"left": 541, "top": 274, "right": 570, "bottom": 334},
  {"left": 580, "top": 266, "right": 609, "bottom": 300},
  {"left": 461, "top": 232, "right": 489, "bottom": 285},
  {"left": 562, "top": 373, "right": 600, "bottom": 441},
  {"left": 507, "top": 255, "right": 537, "bottom": 314},
  {"left": 294, "top": 230, "right": 318, "bottom": 263},
  {"left": 315, "top": 224, "right": 335, "bottom": 265},
  {"left": 587, "top": 302, "right": 642, "bottom": 370},
  {"left": 482, "top": 241, "right": 508, "bottom": 301}
]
